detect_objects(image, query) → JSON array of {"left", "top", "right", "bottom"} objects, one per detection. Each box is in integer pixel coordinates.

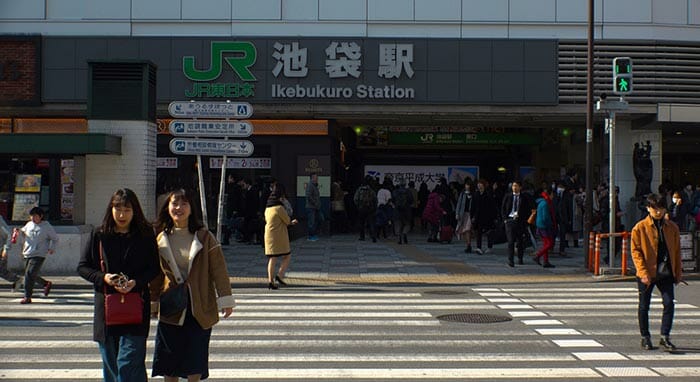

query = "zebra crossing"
[{"left": 1, "top": 283, "right": 699, "bottom": 381}]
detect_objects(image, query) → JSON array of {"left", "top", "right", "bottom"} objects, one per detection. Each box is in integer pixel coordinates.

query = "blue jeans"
[
  {"left": 637, "top": 277, "right": 675, "bottom": 337},
  {"left": 98, "top": 334, "right": 148, "bottom": 382},
  {"left": 306, "top": 208, "right": 321, "bottom": 237}
]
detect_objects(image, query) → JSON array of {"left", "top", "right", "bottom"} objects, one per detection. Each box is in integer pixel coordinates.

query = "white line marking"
[
  {"left": 0, "top": 353, "right": 578, "bottom": 363},
  {"left": 487, "top": 298, "right": 521, "bottom": 303},
  {"left": 535, "top": 328, "right": 582, "bottom": 335},
  {"left": 596, "top": 367, "right": 659, "bottom": 377},
  {"left": 497, "top": 304, "right": 533, "bottom": 309},
  {"left": 651, "top": 367, "right": 700, "bottom": 377},
  {"left": 508, "top": 311, "right": 547, "bottom": 317},
  {"left": 521, "top": 319, "right": 562, "bottom": 325},
  {"left": 0, "top": 339, "right": 552, "bottom": 349},
  {"left": 0, "top": 368, "right": 603, "bottom": 379},
  {"left": 552, "top": 339, "right": 603, "bottom": 347},
  {"left": 573, "top": 352, "right": 628, "bottom": 361}
]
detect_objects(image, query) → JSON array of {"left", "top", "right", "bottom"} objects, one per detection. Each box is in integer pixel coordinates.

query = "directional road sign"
[
  {"left": 168, "top": 101, "right": 253, "bottom": 119},
  {"left": 169, "top": 138, "right": 254, "bottom": 157},
  {"left": 168, "top": 120, "right": 253, "bottom": 137}
]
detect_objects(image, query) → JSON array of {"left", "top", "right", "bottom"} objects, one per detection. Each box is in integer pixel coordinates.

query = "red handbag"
[{"left": 100, "top": 241, "right": 143, "bottom": 326}]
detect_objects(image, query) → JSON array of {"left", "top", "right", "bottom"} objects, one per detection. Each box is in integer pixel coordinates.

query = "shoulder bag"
[
  {"left": 100, "top": 241, "right": 143, "bottom": 326},
  {"left": 159, "top": 280, "right": 188, "bottom": 316}
]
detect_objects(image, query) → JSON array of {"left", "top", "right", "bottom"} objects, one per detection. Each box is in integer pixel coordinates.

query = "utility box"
[{"left": 87, "top": 61, "right": 157, "bottom": 122}]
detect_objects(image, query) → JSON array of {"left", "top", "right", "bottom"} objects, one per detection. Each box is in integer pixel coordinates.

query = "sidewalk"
[{"left": 223, "top": 232, "right": 596, "bottom": 286}]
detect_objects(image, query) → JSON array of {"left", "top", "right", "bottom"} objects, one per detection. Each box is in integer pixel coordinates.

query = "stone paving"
[{"left": 222, "top": 232, "right": 600, "bottom": 286}]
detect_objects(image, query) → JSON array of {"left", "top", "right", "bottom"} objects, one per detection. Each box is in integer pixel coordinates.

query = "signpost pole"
[
  {"left": 608, "top": 111, "right": 616, "bottom": 267},
  {"left": 216, "top": 137, "right": 228, "bottom": 242},
  {"left": 196, "top": 153, "right": 208, "bottom": 229}
]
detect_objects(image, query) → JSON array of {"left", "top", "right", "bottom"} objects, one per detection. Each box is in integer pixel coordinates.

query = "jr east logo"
[{"left": 184, "top": 41, "right": 257, "bottom": 98}]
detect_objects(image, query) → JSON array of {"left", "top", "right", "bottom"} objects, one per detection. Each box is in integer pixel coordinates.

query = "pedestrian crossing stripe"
[{"left": 2, "top": 285, "right": 700, "bottom": 380}]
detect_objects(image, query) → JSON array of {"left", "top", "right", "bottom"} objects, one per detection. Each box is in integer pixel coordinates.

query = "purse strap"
[{"left": 98, "top": 240, "right": 109, "bottom": 295}]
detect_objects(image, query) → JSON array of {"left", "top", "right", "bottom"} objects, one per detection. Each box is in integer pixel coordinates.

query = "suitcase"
[{"left": 439, "top": 224, "right": 454, "bottom": 243}]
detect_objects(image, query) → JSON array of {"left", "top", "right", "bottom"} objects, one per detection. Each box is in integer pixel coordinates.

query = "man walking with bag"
[{"left": 631, "top": 193, "right": 683, "bottom": 351}]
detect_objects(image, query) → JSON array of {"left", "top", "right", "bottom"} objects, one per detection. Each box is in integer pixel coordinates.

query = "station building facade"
[{"left": 1, "top": 0, "right": 700, "bottom": 271}]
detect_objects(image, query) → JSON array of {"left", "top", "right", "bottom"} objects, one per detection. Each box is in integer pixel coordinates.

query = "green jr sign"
[
  {"left": 183, "top": 41, "right": 257, "bottom": 98},
  {"left": 389, "top": 132, "right": 539, "bottom": 145}
]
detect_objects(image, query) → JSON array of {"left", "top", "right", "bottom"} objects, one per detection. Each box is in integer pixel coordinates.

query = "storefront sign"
[
  {"left": 15, "top": 174, "right": 41, "bottom": 192},
  {"left": 365, "top": 165, "right": 479, "bottom": 191},
  {"left": 209, "top": 157, "right": 271, "bottom": 169},
  {"left": 169, "top": 120, "right": 253, "bottom": 137},
  {"left": 168, "top": 101, "right": 253, "bottom": 119},
  {"left": 156, "top": 157, "right": 179, "bottom": 168},
  {"left": 60, "top": 159, "right": 74, "bottom": 220},
  {"left": 388, "top": 132, "right": 540, "bottom": 146},
  {"left": 12, "top": 193, "right": 39, "bottom": 221},
  {"left": 169, "top": 138, "right": 254, "bottom": 157}
]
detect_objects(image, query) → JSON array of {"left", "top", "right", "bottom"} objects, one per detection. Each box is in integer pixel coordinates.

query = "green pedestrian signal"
[{"left": 612, "top": 57, "right": 633, "bottom": 95}]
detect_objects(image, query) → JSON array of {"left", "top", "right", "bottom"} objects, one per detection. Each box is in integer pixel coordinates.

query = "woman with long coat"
[
  {"left": 422, "top": 188, "right": 446, "bottom": 242},
  {"left": 77, "top": 188, "right": 160, "bottom": 382},
  {"left": 264, "top": 183, "right": 298, "bottom": 289}
]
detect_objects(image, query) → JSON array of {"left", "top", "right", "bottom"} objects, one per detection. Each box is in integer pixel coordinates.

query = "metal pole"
[
  {"left": 196, "top": 154, "right": 208, "bottom": 229},
  {"left": 216, "top": 138, "right": 228, "bottom": 242},
  {"left": 608, "top": 111, "right": 616, "bottom": 266},
  {"left": 584, "top": 0, "right": 595, "bottom": 268}
]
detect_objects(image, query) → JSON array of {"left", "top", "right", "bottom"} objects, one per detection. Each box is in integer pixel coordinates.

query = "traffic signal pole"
[{"left": 584, "top": 0, "right": 595, "bottom": 268}]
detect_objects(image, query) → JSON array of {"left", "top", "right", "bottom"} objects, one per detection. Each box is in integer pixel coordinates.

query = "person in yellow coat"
[{"left": 264, "top": 183, "right": 297, "bottom": 289}]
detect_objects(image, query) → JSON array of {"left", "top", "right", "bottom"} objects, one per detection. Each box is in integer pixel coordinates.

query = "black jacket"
[
  {"left": 501, "top": 192, "right": 534, "bottom": 225},
  {"left": 77, "top": 231, "right": 160, "bottom": 342}
]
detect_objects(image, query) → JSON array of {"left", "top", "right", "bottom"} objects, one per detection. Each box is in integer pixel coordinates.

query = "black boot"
[
  {"left": 659, "top": 336, "right": 677, "bottom": 351},
  {"left": 641, "top": 336, "right": 653, "bottom": 350}
]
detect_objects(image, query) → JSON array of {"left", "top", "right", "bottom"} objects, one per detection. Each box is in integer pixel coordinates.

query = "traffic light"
[{"left": 613, "top": 57, "right": 633, "bottom": 95}]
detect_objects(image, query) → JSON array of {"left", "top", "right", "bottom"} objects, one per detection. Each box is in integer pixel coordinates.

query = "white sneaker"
[
  {"left": 484, "top": 248, "right": 492, "bottom": 254},
  {"left": 474, "top": 248, "right": 483, "bottom": 255}
]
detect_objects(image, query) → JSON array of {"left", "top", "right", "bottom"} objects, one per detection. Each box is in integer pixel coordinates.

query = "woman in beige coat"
[{"left": 264, "top": 183, "right": 297, "bottom": 289}]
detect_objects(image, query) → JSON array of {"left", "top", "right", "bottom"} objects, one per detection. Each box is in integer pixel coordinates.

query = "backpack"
[
  {"left": 355, "top": 186, "right": 375, "bottom": 211},
  {"left": 393, "top": 188, "right": 411, "bottom": 210}
]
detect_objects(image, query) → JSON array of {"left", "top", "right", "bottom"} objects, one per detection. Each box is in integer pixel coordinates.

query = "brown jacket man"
[
  {"left": 631, "top": 215, "right": 682, "bottom": 284},
  {"left": 629, "top": 194, "right": 682, "bottom": 352}
]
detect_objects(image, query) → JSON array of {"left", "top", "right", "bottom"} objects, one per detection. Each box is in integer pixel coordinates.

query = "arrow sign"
[
  {"left": 168, "top": 120, "right": 253, "bottom": 137},
  {"left": 169, "top": 138, "right": 254, "bottom": 157},
  {"left": 168, "top": 101, "right": 253, "bottom": 119}
]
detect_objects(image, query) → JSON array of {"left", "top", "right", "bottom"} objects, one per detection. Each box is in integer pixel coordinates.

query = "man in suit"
[{"left": 501, "top": 180, "right": 534, "bottom": 267}]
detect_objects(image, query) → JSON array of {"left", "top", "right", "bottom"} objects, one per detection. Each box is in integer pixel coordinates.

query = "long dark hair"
[
  {"left": 101, "top": 188, "right": 152, "bottom": 236},
  {"left": 156, "top": 188, "right": 204, "bottom": 234}
]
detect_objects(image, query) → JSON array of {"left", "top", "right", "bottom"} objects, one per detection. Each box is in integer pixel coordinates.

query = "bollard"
[
  {"left": 588, "top": 231, "right": 596, "bottom": 272},
  {"left": 594, "top": 234, "right": 601, "bottom": 276},
  {"left": 620, "top": 232, "right": 629, "bottom": 276}
]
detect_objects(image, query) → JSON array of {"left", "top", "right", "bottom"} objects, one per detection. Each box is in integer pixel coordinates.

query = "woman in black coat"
[{"left": 77, "top": 188, "right": 160, "bottom": 382}]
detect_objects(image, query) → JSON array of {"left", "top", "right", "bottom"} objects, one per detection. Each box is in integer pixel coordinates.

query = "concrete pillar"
[{"left": 85, "top": 120, "right": 157, "bottom": 226}]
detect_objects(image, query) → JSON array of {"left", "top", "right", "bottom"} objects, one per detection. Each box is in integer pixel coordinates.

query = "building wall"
[
  {"left": 85, "top": 120, "right": 157, "bottom": 227},
  {"left": 1, "top": 0, "right": 700, "bottom": 40}
]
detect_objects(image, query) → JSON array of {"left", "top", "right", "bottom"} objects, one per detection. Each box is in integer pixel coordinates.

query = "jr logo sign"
[
  {"left": 183, "top": 42, "right": 257, "bottom": 98},
  {"left": 183, "top": 41, "right": 257, "bottom": 82}
]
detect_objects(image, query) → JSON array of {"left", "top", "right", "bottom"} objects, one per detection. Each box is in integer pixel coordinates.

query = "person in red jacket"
[{"left": 422, "top": 187, "right": 446, "bottom": 242}]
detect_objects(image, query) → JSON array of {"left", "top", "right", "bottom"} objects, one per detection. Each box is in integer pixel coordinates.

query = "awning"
[{"left": 0, "top": 133, "right": 121, "bottom": 154}]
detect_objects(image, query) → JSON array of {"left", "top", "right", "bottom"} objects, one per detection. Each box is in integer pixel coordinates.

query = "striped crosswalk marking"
[{"left": 1, "top": 284, "right": 700, "bottom": 380}]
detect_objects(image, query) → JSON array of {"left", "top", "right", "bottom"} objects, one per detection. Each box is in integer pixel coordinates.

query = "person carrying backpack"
[
  {"left": 392, "top": 181, "right": 414, "bottom": 244},
  {"left": 354, "top": 176, "right": 378, "bottom": 242}
]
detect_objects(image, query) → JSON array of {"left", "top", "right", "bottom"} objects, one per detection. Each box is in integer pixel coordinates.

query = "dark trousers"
[
  {"left": 558, "top": 223, "right": 568, "bottom": 252},
  {"left": 357, "top": 210, "right": 376, "bottom": 240},
  {"left": 23, "top": 257, "right": 47, "bottom": 299},
  {"left": 474, "top": 225, "right": 492, "bottom": 250},
  {"left": 504, "top": 219, "right": 526, "bottom": 263},
  {"left": 637, "top": 277, "right": 675, "bottom": 338}
]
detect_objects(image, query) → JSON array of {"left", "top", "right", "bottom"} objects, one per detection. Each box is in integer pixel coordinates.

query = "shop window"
[{"left": 0, "top": 157, "right": 73, "bottom": 224}]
